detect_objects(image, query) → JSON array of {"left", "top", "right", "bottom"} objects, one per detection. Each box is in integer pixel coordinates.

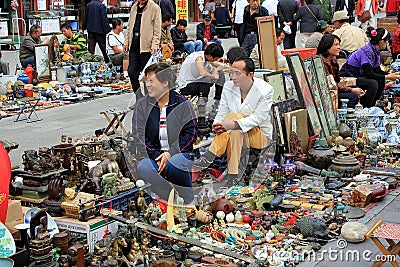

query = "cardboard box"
[
  {"left": 5, "top": 200, "right": 24, "bottom": 239},
  {"left": 54, "top": 215, "right": 121, "bottom": 252},
  {"left": 340, "top": 77, "right": 357, "bottom": 87}
]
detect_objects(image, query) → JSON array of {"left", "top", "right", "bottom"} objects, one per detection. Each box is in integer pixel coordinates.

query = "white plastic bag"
[
  {"left": 283, "top": 24, "right": 292, "bottom": 35},
  {"left": 139, "top": 54, "right": 158, "bottom": 81}
]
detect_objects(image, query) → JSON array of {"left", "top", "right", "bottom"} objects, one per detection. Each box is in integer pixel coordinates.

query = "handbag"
[
  {"left": 304, "top": 3, "right": 320, "bottom": 28},
  {"left": 357, "top": 2, "right": 372, "bottom": 23}
]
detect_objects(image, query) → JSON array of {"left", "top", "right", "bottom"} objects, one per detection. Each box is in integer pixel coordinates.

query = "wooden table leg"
[
  {"left": 115, "top": 113, "right": 127, "bottom": 135},
  {"left": 372, "top": 237, "right": 400, "bottom": 267}
]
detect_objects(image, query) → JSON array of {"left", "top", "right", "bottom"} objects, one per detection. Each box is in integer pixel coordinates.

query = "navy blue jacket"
[
  {"left": 132, "top": 90, "right": 198, "bottom": 160},
  {"left": 82, "top": 0, "right": 112, "bottom": 34}
]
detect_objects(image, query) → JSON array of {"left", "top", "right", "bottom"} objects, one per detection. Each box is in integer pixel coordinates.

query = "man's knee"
[
  {"left": 224, "top": 112, "right": 243, "bottom": 121},
  {"left": 137, "top": 158, "right": 156, "bottom": 176}
]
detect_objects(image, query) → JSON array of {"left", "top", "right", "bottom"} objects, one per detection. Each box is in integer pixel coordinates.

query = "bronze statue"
[{"left": 289, "top": 131, "right": 307, "bottom": 161}]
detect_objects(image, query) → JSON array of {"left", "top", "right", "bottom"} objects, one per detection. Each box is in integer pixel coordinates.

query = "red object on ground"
[
  {"left": 24, "top": 64, "right": 34, "bottom": 83},
  {"left": 0, "top": 143, "right": 11, "bottom": 224},
  {"left": 283, "top": 216, "right": 297, "bottom": 226}
]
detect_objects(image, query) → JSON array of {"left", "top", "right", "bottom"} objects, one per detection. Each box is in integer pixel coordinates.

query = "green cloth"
[
  {"left": 314, "top": 0, "right": 332, "bottom": 22},
  {"left": 1, "top": 140, "right": 19, "bottom": 152},
  {"left": 60, "top": 33, "right": 90, "bottom": 56}
]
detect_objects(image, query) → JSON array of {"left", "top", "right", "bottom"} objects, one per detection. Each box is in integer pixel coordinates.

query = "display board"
[{"left": 256, "top": 17, "right": 278, "bottom": 70}]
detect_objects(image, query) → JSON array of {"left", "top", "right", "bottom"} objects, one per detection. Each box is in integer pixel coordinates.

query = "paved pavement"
[{"left": 1, "top": 21, "right": 400, "bottom": 266}]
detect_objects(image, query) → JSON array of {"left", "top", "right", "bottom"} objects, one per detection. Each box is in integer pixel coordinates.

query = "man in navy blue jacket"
[
  {"left": 132, "top": 63, "right": 198, "bottom": 204},
  {"left": 83, "top": 0, "right": 112, "bottom": 63}
]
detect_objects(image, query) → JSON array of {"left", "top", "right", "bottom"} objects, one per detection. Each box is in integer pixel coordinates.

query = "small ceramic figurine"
[
  {"left": 177, "top": 197, "right": 188, "bottom": 228},
  {"left": 137, "top": 189, "right": 148, "bottom": 213},
  {"left": 62, "top": 44, "right": 73, "bottom": 61}
]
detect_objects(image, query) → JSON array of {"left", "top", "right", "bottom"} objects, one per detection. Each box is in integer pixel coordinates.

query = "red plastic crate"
[{"left": 281, "top": 48, "right": 317, "bottom": 59}]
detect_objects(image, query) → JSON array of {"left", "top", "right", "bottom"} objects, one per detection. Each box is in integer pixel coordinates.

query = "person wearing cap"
[
  {"left": 196, "top": 14, "right": 222, "bottom": 50},
  {"left": 339, "top": 28, "right": 400, "bottom": 107},
  {"left": 332, "top": 10, "right": 368, "bottom": 66},
  {"left": 305, "top": 20, "right": 330, "bottom": 49}
]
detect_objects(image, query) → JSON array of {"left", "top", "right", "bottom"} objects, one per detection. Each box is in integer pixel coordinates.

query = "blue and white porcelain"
[
  {"left": 24, "top": 207, "right": 59, "bottom": 237},
  {"left": 0, "top": 222, "right": 16, "bottom": 258}
]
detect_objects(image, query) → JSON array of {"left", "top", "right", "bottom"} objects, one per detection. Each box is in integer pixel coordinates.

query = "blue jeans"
[
  {"left": 338, "top": 92, "right": 359, "bottom": 109},
  {"left": 21, "top": 56, "right": 35, "bottom": 68},
  {"left": 183, "top": 40, "right": 202, "bottom": 54},
  {"left": 242, "top": 33, "right": 258, "bottom": 57},
  {"left": 137, "top": 153, "right": 194, "bottom": 203},
  {"left": 202, "top": 39, "right": 222, "bottom": 50}
]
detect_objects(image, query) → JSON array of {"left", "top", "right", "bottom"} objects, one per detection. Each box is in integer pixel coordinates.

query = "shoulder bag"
[{"left": 358, "top": 1, "right": 372, "bottom": 23}]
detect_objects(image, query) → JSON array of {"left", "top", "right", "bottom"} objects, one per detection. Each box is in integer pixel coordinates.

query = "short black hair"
[
  {"left": 60, "top": 22, "right": 72, "bottom": 30},
  {"left": 337, "top": 18, "right": 349, "bottom": 24},
  {"left": 234, "top": 57, "right": 255, "bottom": 74},
  {"left": 204, "top": 43, "right": 224, "bottom": 58},
  {"left": 162, "top": 13, "right": 173, "bottom": 23},
  {"left": 317, "top": 34, "right": 341, "bottom": 58},
  {"left": 227, "top": 47, "right": 246, "bottom": 65},
  {"left": 112, "top": 19, "right": 123, "bottom": 29},
  {"left": 145, "top": 62, "right": 177, "bottom": 89},
  {"left": 176, "top": 19, "right": 187, "bottom": 27},
  {"left": 29, "top": 25, "right": 41, "bottom": 34},
  {"left": 275, "top": 28, "right": 284, "bottom": 38}
]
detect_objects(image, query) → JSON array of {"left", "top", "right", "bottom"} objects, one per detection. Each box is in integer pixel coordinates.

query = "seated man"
[
  {"left": 196, "top": 14, "right": 222, "bottom": 50},
  {"left": 177, "top": 43, "right": 225, "bottom": 108},
  {"left": 20, "top": 25, "right": 49, "bottom": 68},
  {"left": 160, "top": 13, "right": 174, "bottom": 58},
  {"left": 171, "top": 19, "right": 202, "bottom": 54},
  {"left": 193, "top": 57, "right": 273, "bottom": 183},
  {"left": 60, "top": 23, "right": 89, "bottom": 57},
  {"left": 133, "top": 62, "right": 198, "bottom": 204},
  {"left": 106, "top": 19, "right": 129, "bottom": 73}
]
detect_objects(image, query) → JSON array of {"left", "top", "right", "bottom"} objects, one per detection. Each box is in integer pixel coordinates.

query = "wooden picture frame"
[
  {"left": 256, "top": 17, "right": 278, "bottom": 70},
  {"left": 303, "top": 58, "right": 330, "bottom": 137},
  {"left": 311, "top": 55, "right": 337, "bottom": 132},
  {"left": 286, "top": 53, "right": 323, "bottom": 136},
  {"left": 263, "top": 70, "right": 287, "bottom": 102},
  {"left": 34, "top": 44, "right": 51, "bottom": 82}
]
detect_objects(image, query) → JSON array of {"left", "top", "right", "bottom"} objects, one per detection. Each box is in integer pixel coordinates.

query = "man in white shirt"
[
  {"left": 107, "top": 19, "right": 129, "bottom": 73},
  {"left": 178, "top": 43, "right": 225, "bottom": 100},
  {"left": 193, "top": 57, "right": 273, "bottom": 183}
]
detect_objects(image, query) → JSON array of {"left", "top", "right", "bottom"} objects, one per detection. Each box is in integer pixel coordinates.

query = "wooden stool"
[
  {"left": 365, "top": 220, "right": 400, "bottom": 267},
  {"left": 100, "top": 109, "right": 129, "bottom": 136}
]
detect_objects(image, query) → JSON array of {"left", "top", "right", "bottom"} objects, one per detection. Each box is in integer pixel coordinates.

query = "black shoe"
[
  {"left": 193, "top": 151, "right": 215, "bottom": 170},
  {"left": 193, "top": 156, "right": 214, "bottom": 170}
]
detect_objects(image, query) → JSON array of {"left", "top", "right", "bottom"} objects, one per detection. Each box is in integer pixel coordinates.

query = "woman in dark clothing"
[
  {"left": 291, "top": 0, "right": 322, "bottom": 48},
  {"left": 340, "top": 28, "right": 400, "bottom": 107},
  {"left": 317, "top": 34, "right": 362, "bottom": 108},
  {"left": 133, "top": 63, "right": 198, "bottom": 204}
]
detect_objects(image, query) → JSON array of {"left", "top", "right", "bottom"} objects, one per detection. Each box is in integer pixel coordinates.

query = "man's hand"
[
  {"left": 212, "top": 121, "right": 237, "bottom": 134},
  {"left": 203, "top": 38, "right": 208, "bottom": 44},
  {"left": 42, "top": 38, "right": 50, "bottom": 45},
  {"left": 151, "top": 47, "right": 158, "bottom": 55},
  {"left": 155, "top": 152, "right": 171, "bottom": 174},
  {"left": 213, "top": 36, "right": 218, "bottom": 40},
  {"left": 169, "top": 44, "right": 174, "bottom": 51},
  {"left": 124, "top": 45, "right": 129, "bottom": 53},
  {"left": 350, "top": 87, "right": 365, "bottom": 97},
  {"left": 187, "top": 37, "right": 194, "bottom": 41}
]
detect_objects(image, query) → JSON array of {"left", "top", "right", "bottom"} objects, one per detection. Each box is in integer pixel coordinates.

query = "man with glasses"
[
  {"left": 193, "top": 57, "right": 273, "bottom": 184},
  {"left": 20, "top": 25, "right": 49, "bottom": 68}
]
